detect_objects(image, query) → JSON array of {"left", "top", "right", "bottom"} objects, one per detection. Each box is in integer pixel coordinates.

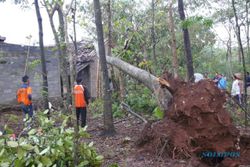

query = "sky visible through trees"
[{"left": 0, "top": 0, "right": 241, "bottom": 47}]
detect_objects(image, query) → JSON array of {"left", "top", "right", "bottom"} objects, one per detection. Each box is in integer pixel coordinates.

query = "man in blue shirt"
[{"left": 217, "top": 74, "right": 227, "bottom": 90}]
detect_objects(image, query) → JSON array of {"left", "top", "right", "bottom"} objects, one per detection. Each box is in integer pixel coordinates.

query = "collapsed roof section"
[
  {"left": 68, "top": 41, "right": 97, "bottom": 74},
  {"left": 0, "top": 36, "right": 6, "bottom": 42}
]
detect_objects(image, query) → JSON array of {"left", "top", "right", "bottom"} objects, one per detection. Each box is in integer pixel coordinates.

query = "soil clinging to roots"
[{"left": 137, "top": 72, "right": 250, "bottom": 166}]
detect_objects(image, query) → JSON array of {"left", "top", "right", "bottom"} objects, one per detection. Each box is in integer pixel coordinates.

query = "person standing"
[
  {"left": 217, "top": 74, "right": 227, "bottom": 90},
  {"left": 231, "top": 73, "right": 242, "bottom": 104},
  {"left": 17, "top": 75, "right": 33, "bottom": 120},
  {"left": 73, "top": 78, "right": 90, "bottom": 128}
]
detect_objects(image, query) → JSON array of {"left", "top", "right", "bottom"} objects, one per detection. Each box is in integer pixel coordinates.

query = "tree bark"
[
  {"left": 168, "top": 1, "right": 178, "bottom": 78},
  {"left": 232, "top": 0, "right": 248, "bottom": 126},
  {"left": 178, "top": 0, "right": 194, "bottom": 82},
  {"left": 43, "top": 1, "right": 71, "bottom": 109},
  {"left": 93, "top": 0, "right": 115, "bottom": 135},
  {"left": 34, "top": 0, "right": 49, "bottom": 110},
  {"left": 117, "top": 70, "right": 126, "bottom": 101},
  {"left": 68, "top": 0, "right": 79, "bottom": 165},
  {"left": 57, "top": 4, "right": 71, "bottom": 106},
  {"left": 246, "top": 0, "right": 250, "bottom": 62},
  {"left": 151, "top": 0, "right": 157, "bottom": 72},
  {"left": 105, "top": 55, "right": 172, "bottom": 112}
]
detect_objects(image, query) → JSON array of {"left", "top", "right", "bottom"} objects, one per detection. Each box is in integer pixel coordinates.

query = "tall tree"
[
  {"left": 178, "top": 0, "right": 194, "bottom": 82},
  {"left": 93, "top": 0, "right": 115, "bottom": 135},
  {"left": 151, "top": 0, "right": 157, "bottom": 72},
  {"left": 34, "top": 0, "right": 49, "bottom": 110},
  {"left": 232, "top": 0, "right": 248, "bottom": 126},
  {"left": 245, "top": 0, "right": 250, "bottom": 62},
  {"left": 168, "top": 0, "right": 178, "bottom": 78},
  {"left": 43, "top": 1, "right": 71, "bottom": 109}
]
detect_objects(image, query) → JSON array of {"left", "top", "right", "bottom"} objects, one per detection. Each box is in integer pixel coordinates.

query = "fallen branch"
[{"left": 120, "top": 102, "right": 148, "bottom": 123}]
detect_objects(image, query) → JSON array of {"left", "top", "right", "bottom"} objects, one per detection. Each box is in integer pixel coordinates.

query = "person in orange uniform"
[
  {"left": 74, "top": 78, "right": 90, "bottom": 128},
  {"left": 17, "top": 75, "right": 33, "bottom": 119}
]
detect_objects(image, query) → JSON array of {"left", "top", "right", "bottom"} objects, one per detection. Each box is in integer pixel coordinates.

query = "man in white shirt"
[{"left": 231, "top": 73, "right": 242, "bottom": 104}]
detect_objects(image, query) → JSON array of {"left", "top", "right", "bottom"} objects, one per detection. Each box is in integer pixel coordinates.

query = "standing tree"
[
  {"left": 43, "top": 0, "right": 71, "bottom": 109},
  {"left": 168, "top": 0, "right": 178, "bottom": 78},
  {"left": 93, "top": 0, "right": 115, "bottom": 135},
  {"left": 34, "top": 0, "right": 49, "bottom": 110},
  {"left": 178, "top": 0, "right": 194, "bottom": 82},
  {"left": 232, "top": 0, "right": 248, "bottom": 126},
  {"left": 151, "top": 0, "right": 157, "bottom": 72}
]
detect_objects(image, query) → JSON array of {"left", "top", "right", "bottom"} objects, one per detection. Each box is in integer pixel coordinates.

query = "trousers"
[{"left": 76, "top": 107, "right": 87, "bottom": 127}]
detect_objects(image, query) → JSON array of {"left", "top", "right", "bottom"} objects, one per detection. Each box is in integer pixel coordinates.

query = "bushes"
[
  {"left": 0, "top": 110, "right": 103, "bottom": 167},
  {"left": 125, "top": 85, "right": 157, "bottom": 114},
  {"left": 89, "top": 84, "right": 158, "bottom": 119}
]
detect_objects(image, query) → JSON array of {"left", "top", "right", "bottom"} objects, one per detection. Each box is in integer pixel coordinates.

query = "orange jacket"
[
  {"left": 17, "top": 84, "right": 32, "bottom": 105},
  {"left": 74, "top": 85, "right": 86, "bottom": 107}
]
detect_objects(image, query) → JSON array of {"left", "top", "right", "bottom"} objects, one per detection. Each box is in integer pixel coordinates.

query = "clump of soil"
[{"left": 137, "top": 72, "right": 250, "bottom": 166}]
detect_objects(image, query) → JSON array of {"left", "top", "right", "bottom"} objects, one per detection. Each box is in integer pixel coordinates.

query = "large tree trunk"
[
  {"left": 57, "top": 4, "right": 71, "bottom": 107},
  {"left": 178, "top": 0, "right": 194, "bottom": 82},
  {"left": 151, "top": 0, "right": 157, "bottom": 72},
  {"left": 168, "top": 0, "right": 178, "bottom": 78},
  {"left": 34, "top": 0, "right": 49, "bottom": 110},
  {"left": 232, "top": 0, "right": 248, "bottom": 126},
  {"left": 105, "top": 55, "right": 172, "bottom": 112},
  {"left": 225, "top": 20, "right": 233, "bottom": 77},
  {"left": 117, "top": 70, "right": 126, "bottom": 101},
  {"left": 93, "top": 0, "right": 115, "bottom": 135},
  {"left": 43, "top": 1, "right": 71, "bottom": 109},
  {"left": 69, "top": 0, "right": 79, "bottom": 165},
  {"left": 246, "top": 0, "right": 250, "bottom": 62}
]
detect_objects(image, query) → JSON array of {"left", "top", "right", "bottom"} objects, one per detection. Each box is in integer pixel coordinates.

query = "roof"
[
  {"left": 70, "top": 41, "right": 97, "bottom": 73},
  {"left": 0, "top": 36, "right": 6, "bottom": 42}
]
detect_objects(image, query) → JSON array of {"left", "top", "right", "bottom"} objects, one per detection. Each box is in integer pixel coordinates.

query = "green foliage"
[
  {"left": 89, "top": 97, "right": 125, "bottom": 119},
  {"left": 181, "top": 16, "right": 213, "bottom": 29},
  {"left": 28, "top": 59, "right": 41, "bottom": 70},
  {"left": 88, "top": 99, "right": 103, "bottom": 118},
  {"left": 112, "top": 102, "right": 124, "bottom": 118},
  {"left": 125, "top": 84, "right": 157, "bottom": 113},
  {"left": 108, "top": 163, "right": 119, "bottom": 167},
  {"left": 0, "top": 111, "right": 103, "bottom": 167},
  {"left": 152, "top": 107, "right": 164, "bottom": 120}
]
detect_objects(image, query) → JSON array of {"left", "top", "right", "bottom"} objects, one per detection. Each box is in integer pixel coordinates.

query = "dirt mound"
[{"left": 137, "top": 72, "right": 250, "bottom": 166}]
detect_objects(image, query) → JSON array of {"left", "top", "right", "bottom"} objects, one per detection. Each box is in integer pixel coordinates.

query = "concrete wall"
[{"left": 0, "top": 43, "right": 61, "bottom": 105}]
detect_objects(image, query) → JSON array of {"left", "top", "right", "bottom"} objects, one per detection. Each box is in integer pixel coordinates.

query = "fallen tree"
[
  {"left": 106, "top": 55, "right": 173, "bottom": 112},
  {"left": 104, "top": 55, "right": 250, "bottom": 166}
]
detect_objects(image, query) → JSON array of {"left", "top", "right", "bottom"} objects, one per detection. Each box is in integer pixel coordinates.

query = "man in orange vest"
[
  {"left": 16, "top": 75, "right": 33, "bottom": 120},
  {"left": 73, "top": 78, "right": 90, "bottom": 128}
]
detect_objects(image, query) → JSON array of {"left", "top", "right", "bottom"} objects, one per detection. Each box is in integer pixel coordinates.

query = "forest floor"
[
  {"left": 1, "top": 76, "right": 250, "bottom": 167},
  {"left": 1, "top": 107, "right": 250, "bottom": 167},
  {"left": 85, "top": 114, "right": 192, "bottom": 167},
  {"left": 0, "top": 107, "right": 189, "bottom": 167}
]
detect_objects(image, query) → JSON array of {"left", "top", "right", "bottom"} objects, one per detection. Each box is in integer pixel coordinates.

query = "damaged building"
[{"left": 0, "top": 40, "right": 99, "bottom": 107}]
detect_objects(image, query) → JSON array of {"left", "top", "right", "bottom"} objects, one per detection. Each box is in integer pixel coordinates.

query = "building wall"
[{"left": 0, "top": 43, "right": 61, "bottom": 105}]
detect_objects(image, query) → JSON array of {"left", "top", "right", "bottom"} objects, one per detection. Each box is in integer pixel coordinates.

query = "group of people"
[
  {"left": 195, "top": 71, "right": 250, "bottom": 105},
  {"left": 213, "top": 72, "right": 250, "bottom": 105},
  {"left": 16, "top": 75, "right": 90, "bottom": 128}
]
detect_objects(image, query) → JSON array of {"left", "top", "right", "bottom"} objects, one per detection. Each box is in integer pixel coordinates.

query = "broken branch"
[{"left": 120, "top": 102, "right": 148, "bottom": 123}]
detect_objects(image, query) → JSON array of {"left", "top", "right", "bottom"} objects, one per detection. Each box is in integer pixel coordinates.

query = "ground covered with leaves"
[
  {"left": 1, "top": 73, "right": 250, "bottom": 166},
  {"left": 0, "top": 108, "right": 198, "bottom": 167}
]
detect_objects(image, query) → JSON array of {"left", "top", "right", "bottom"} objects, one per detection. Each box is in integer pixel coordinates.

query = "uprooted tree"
[
  {"left": 105, "top": 55, "right": 173, "bottom": 113},
  {"left": 104, "top": 54, "right": 250, "bottom": 166}
]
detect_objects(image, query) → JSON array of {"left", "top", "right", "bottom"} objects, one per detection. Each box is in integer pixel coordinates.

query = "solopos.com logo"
[{"left": 200, "top": 151, "right": 240, "bottom": 158}]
